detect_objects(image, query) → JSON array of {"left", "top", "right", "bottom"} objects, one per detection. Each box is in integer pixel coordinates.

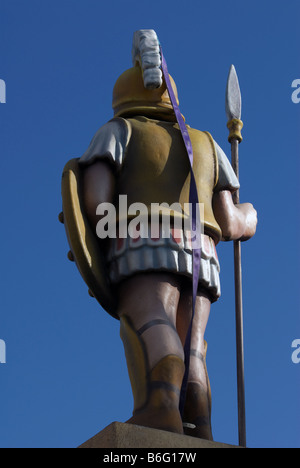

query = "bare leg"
[
  {"left": 117, "top": 272, "right": 185, "bottom": 434},
  {"left": 176, "top": 284, "right": 213, "bottom": 440}
]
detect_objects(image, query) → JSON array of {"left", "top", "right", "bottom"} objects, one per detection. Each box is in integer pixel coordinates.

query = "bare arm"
[
  {"left": 82, "top": 161, "right": 116, "bottom": 230},
  {"left": 213, "top": 190, "right": 257, "bottom": 242}
]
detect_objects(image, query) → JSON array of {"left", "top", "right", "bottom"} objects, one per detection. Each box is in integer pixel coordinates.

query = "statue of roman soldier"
[{"left": 60, "top": 30, "right": 257, "bottom": 441}]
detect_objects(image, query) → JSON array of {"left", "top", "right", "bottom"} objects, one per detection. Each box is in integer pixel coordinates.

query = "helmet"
[{"left": 112, "top": 63, "right": 181, "bottom": 121}]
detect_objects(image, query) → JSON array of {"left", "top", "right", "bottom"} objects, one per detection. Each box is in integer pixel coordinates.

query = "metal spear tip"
[{"left": 225, "top": 64, "right": 242, "bottom": 121}]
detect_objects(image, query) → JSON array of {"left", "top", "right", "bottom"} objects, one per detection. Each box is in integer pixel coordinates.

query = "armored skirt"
[{"left": 107, "top": 227, "right": 221, "bottom": 303}]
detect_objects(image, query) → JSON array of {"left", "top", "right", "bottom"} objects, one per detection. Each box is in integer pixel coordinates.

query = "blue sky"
[{"left": 0, "top": 0, "right": 299, "bottom": 448}]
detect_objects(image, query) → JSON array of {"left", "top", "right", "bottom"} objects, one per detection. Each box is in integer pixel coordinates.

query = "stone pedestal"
[{"left": 79, "top": 422, "right": 241, "bottom": 449}]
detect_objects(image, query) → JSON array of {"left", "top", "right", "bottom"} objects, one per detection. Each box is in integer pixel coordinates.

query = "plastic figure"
[{"left": 60, "top": 30, "right": 257, "bottom": 441}]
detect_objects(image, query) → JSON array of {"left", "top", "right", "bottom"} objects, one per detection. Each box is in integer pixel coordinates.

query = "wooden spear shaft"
[
  {"left": 231, "top": 138, "right": 246, "bottom": 448},
  {"left": 226, "top": 65, "right": 246, "bottom": 447}
]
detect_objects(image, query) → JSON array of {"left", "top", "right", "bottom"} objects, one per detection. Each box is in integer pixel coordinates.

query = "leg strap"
[{"left": 137, "top": 319, "right": 177, "bottom": 336}]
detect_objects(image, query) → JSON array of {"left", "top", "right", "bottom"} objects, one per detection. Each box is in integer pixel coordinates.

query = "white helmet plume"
[{"left": 132, "top": 29, "right": 163, "bottom": 89}]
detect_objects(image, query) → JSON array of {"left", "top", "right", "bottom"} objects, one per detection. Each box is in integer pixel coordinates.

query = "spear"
[{"left": 225, "top": 65, "right": 246, "bottom": 447}]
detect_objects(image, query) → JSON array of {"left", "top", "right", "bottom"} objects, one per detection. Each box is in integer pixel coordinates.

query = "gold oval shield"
[{"left": 61, "top": 158, "right": 118, "bottom": 319}]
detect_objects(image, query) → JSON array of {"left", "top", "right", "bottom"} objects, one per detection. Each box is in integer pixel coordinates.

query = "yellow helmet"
[{"left": 112, "top": 63, "right": 181, "bottom": 121}]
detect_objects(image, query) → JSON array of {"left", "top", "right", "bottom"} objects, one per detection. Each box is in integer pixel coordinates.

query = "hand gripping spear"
[{"left": 225, "top": 65, "right": 246, "bottom": 447}]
